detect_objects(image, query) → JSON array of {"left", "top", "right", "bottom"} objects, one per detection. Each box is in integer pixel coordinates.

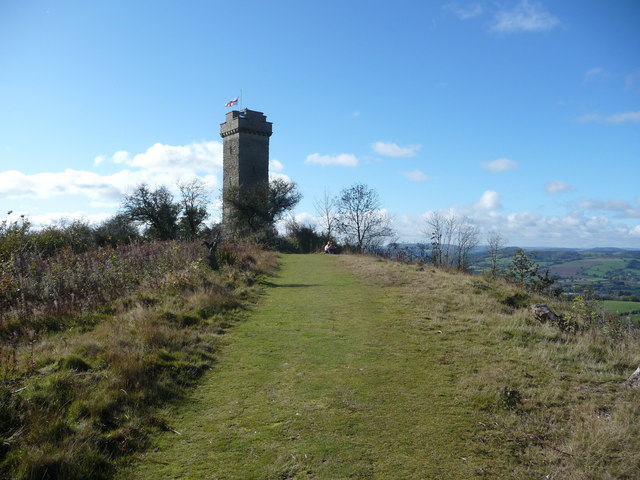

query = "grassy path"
[{"left": 124, "top": 254, "right": 477, "bottom": 479}]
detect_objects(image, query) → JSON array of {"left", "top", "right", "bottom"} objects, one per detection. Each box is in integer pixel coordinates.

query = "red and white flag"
[{"left": 224, "top": 97, "right": 238, "bottom": 108}]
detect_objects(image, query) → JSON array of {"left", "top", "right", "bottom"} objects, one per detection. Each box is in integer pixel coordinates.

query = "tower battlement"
[{"left": 220, "top": 109, "right": 272, "bottom": 138}]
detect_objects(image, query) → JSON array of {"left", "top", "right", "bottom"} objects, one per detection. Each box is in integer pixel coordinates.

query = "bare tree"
[
  {"left": 178, "top": 178, "right": 210, "bottom": 240},
  {"left": 314, "top": 189, "right": 338, "bottom": 240},
  {"left": 424, "top": 212, "right": 478, "bottom": 271},
  {"left": 486, "top": 230, "right": 506, "bottom": 276},
  {"left": 335, "top": 183, "right": 395, "bottom": 252},
  {"left": 454, "top": 220, "right": 479, "bottom": 271},
  {"left": 442, "top": 214, "right": 458, "bottom": 267},
  {"left": 424, "top": 212, "right": 444, "bottom": 266}
]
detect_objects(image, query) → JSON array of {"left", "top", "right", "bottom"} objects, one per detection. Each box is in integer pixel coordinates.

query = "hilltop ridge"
[{"left": 125, "top": 253, "right": 640, "bottom": 479}]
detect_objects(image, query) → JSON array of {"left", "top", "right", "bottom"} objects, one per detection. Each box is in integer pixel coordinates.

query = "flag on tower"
[{"left": 224, "top": 97, "right": 239, "bottom": 108}]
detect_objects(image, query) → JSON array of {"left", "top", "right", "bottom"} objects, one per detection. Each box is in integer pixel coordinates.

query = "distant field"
[
  {"left": 585, "top": 259, "right": 628, "bottom": 276},
  {"left": 604, "top": 300, "right": 640, "bottom": 315},
  {"left": 604, "top": 301, "right": 640, "bottom": 323},
  {"left": 548, "top": 258, "right": 626, "bottom": 278}
]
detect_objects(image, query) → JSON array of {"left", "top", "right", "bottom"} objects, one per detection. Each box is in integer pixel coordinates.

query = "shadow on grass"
[{"left": 261, "top": 282, "right": 322, "bottom": 288}]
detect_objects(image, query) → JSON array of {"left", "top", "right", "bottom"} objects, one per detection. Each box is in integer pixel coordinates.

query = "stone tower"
[{"left": 220, "top": 109, "right": 272, "bottom": 233}]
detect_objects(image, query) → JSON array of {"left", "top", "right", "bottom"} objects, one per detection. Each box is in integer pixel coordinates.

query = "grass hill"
[
  {"left": 124, "top": 253, "right": 640, "bottom": 480},
  {"left": 3, "top": 248, "right": 639, "bottom": 479}
]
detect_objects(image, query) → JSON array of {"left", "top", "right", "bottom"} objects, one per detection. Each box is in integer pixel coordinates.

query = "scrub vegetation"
[{"left": 0, "top": 219, "right": 276, "bottom": 479}]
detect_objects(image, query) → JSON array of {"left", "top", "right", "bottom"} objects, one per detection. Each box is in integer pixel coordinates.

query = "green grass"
[
  {"left": 122, "top": 253, "right": 640, "bottom": 480},
  {"left": 584, "top": 259, "right": 628, "bottom": 276},
  {"left": 123, "top": 254, "right": 480, "bottom": 479},
  {"left": 604, "top": 300, "right": 640, "bottom": 323},
  {"left": 604, "top": 300, "right": 640, "bottom": 313}
]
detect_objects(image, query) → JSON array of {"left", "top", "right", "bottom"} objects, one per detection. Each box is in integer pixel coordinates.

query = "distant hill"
[{"left": 386, "top": 244, "right": 640, "bottom": 300}]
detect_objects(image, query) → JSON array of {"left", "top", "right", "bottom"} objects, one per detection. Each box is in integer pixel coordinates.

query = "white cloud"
[
  {"left": 305, "top": 153, "right": 359, "bottom": 167},
  {"left": 99, "top": 141, "right": 223, "bottom": 172},
  {"left": 270, "top": 159, "right": 285, "bottom": 172},
  {"left": 577, "top": 111, "right": 640, "bottom": 125},
  {"left": 371, "top": 142, "right": 421, "bottom": 158},
  {"left": 545, "top": 180, "right": 573, "bottom": 195},
  {"left": 0, "top": 140, "right": 224, "bottom": 209},
  {"left": 481, "top": 157, "right": 517, "bottom": 172},
  {"left": 0, "top": 169, "right": 128, "bottom": 201},
  {"left": 393, "top": 194, "right": 640, "bottom": 248},
  {"left": 29, "top": 211, "right": 114, "bottom": 227},
  {"left": 443, "top": 2, "right": 483, "bottom": 20},
  {"left": 491, "top": 1, "right": 560, "bottom": 33},
  {"left": 401, "top": 170, "right": 429, "bottom": 182},
  {"left": 474, "top": 190, "right": 502, "bottom": 210}
]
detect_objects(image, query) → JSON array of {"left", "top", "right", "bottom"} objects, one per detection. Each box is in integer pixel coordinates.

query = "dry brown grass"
[
  {"left": 339, "top": 254, "right": 640, "bottom": 479},
  {"left": 0, "top": 241, "right": 276, "bottom": 479}
]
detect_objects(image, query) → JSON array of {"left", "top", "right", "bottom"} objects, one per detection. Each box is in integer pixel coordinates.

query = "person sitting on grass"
[{"left": 324, "top": 241, "right": 336, "bottom": 254}]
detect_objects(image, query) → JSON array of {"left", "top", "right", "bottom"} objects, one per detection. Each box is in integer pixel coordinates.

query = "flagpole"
[{"left": 240, "top": 89, "right": 243, "bottom": 110}]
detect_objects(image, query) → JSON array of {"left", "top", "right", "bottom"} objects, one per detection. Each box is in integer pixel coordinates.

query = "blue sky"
[{"left": 1, "top": 0, "right": 639, "bottom": 248}]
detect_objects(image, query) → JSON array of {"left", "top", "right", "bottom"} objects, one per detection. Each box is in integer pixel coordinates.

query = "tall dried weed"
[{"left": 0, "top": 240, "right": 276, "bottom": 479}]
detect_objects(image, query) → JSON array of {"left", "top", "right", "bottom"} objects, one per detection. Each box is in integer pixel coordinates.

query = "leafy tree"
[
  {"left": 0, "top": 213, "right": 32, "bottom": 261},
  {"left": 507, "top": 249, "right": 537, "bottom": 287},
  {"left": 506, "top": 248, "right": 556, "bottom": 293},
  {"left": 284, "top": 216, "right": 324, "bottom": 253},
  {"left": 122, "top": 184, "right": 180, "bottom": 240},
  {"left": 223, "top": 178, "right": 302, "bottom": 242},
  {"left": 335, "top": 183, "right": 395, "bottom": 252},
  {"left": 93, "top": 213, "right": 141, "bottom": 247}
]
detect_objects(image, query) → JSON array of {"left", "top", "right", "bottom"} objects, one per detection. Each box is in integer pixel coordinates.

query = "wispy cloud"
[
  {"left": 583, "top": 67, "right": 609, "bottom": 84},
  {"left": 577, "top": 111, "right": 640, "bottom": 125},
  {"left": 305, "top": 153, "right": 359, "bottom": 167},
  {"left": 481, "top": 157, "right": 517, "bottom": 172},
  {"left": 371, "top": 142, "right": 421, "bottom": 158},
  {"left": 443, "top": 2, "right": 483, "bottom": 20},
  {"left": 491, "top": 1, "right": 560, "bottom": 33},
  {"left": 545, "top": 180, "right": 573, "bottom": 195},
  {"left": 578, "top": 198, "right": 640, "bottom": 218},
  {"left": 401, "top": 170, "right": 429, "bottom": 182},
  {"left": 626, "top": 69, "right": 640, "bottom": 93}
]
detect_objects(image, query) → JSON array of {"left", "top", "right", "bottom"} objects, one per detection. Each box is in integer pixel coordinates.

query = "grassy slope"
[
  {"left": 123, "top": 253, "right": 640, "bottom": 480},
  {"left": 124, "top": 254, "right": 478, "bottom": 479}
]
